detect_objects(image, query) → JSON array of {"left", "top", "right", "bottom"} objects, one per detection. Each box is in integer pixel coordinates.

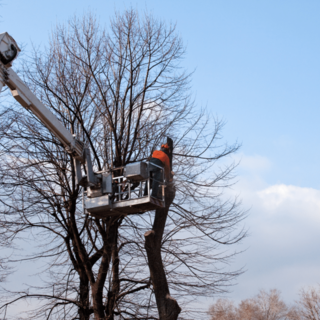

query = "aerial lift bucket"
[
  {"left": 84, "top": 161, "right": 166, "bottom": 218},
  {"left": 0, "top": 32, "right": 20, "bottom": 92}
]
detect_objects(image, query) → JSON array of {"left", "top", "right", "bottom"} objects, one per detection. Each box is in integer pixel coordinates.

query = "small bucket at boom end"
[{"left": 0, "top": 32, "right": 21, "bottom": 68}]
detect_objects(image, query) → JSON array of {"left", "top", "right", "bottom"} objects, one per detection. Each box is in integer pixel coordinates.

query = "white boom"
[
  {"left": 0, "top": 32, "right": 83, "bottom": 160},
  {"left": 6, "top": 68, "right": 84, "bottom": 159},
  {"left": 0, "top": 32, "right": 102, "bottom": 189}
]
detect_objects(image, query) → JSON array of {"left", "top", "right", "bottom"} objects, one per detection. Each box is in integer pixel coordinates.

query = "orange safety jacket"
[{"left": 152, "top": 150, "right": 171, "bottom": 182}]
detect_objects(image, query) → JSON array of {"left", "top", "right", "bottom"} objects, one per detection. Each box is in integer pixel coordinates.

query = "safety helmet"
[{"left": 161, "top": 143, "right": 170, "bottom": 155}]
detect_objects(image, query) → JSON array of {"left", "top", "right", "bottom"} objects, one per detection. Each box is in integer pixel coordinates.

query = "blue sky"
[
  {"left": 3, "top": 1, "right": 320, "bottom": 187},
  {"left": 2, "top": 0, "right": 320, "bottom": 314}
]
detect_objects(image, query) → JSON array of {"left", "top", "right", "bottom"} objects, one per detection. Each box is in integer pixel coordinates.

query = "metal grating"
[{"left": 84, "top": 162, "right": 165, "bottom": 218}]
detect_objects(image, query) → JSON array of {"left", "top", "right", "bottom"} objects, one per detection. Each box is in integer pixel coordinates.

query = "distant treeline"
[{"left": 209, "top": 286, "right": 320, "bottom": 320}]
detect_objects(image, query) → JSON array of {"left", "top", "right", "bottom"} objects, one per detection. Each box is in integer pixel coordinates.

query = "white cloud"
[
  {"left": 222, "top": 155, "right": 320, "bottom": 304},
  {"left": 257, "top": 184, "right": 320, "bottom": 219}
]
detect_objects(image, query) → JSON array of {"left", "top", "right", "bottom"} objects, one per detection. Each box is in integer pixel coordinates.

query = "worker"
[{"left": 148, "top": 143, "right": 172, "bottom": 198}]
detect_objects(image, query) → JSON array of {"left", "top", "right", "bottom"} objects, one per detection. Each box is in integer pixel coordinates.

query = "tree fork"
[{"left": 144, "top": 137, "right": 181, "bottom": 320}]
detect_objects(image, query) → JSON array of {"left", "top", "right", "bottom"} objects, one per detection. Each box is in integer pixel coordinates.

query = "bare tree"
[
  {"left": 255, "top": 289, "right": 289, "bottom": 320},
  {"left": 209, "top": 289, "right": 298, "bottom": 320},
  {"left": 297, "top": 286, "right": 320, "bottom": 320},
  {"left": 0, "top": 10, "right": 245, "bottom": 320},
  {"left": 209, "top": 299, "right": 237, "bottom": 320},
  {"left": 237, "top": 299, "right": 260, "bottom": 320}
]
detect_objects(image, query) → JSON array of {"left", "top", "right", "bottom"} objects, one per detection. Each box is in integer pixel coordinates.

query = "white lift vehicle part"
[{"left": 0, "top": 32, "right": 165, "bottom": 218}]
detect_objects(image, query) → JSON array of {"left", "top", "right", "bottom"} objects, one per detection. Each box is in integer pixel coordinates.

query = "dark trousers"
[{"left": 146, "top": 158, "right": 164, "bottom": 198}]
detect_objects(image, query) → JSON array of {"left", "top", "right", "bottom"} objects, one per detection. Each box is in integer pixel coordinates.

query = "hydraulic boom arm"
[
  {"left": 4, "top": 67, "right": 84, "bottom": 160},
  {"left": 0, "top": 33, "right": 82, "bottom": 160},
  {"left": 0, "top": 32, "right": 100, "bottom": 186}
]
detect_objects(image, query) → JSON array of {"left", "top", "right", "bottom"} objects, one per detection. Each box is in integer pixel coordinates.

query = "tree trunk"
[
  {"left": 79, "top": 274, "right": 91, "bottom": 320},
  {"left": 144, "top": 138, "right": 181, "bottom": 320},
  {"left": 105, "top": 227, "right": 120, "bottom": 320},
  {"left": 91, "top": 220, "right": 118, "bottom": 320}
]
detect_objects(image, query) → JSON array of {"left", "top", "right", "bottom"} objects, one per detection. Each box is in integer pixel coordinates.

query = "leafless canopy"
[
  {"left": 209, "top": 287, "right": 320, "bottom": 320},
  {"left": 0, "top": 10, "right": 245, "bottom": 320}
]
